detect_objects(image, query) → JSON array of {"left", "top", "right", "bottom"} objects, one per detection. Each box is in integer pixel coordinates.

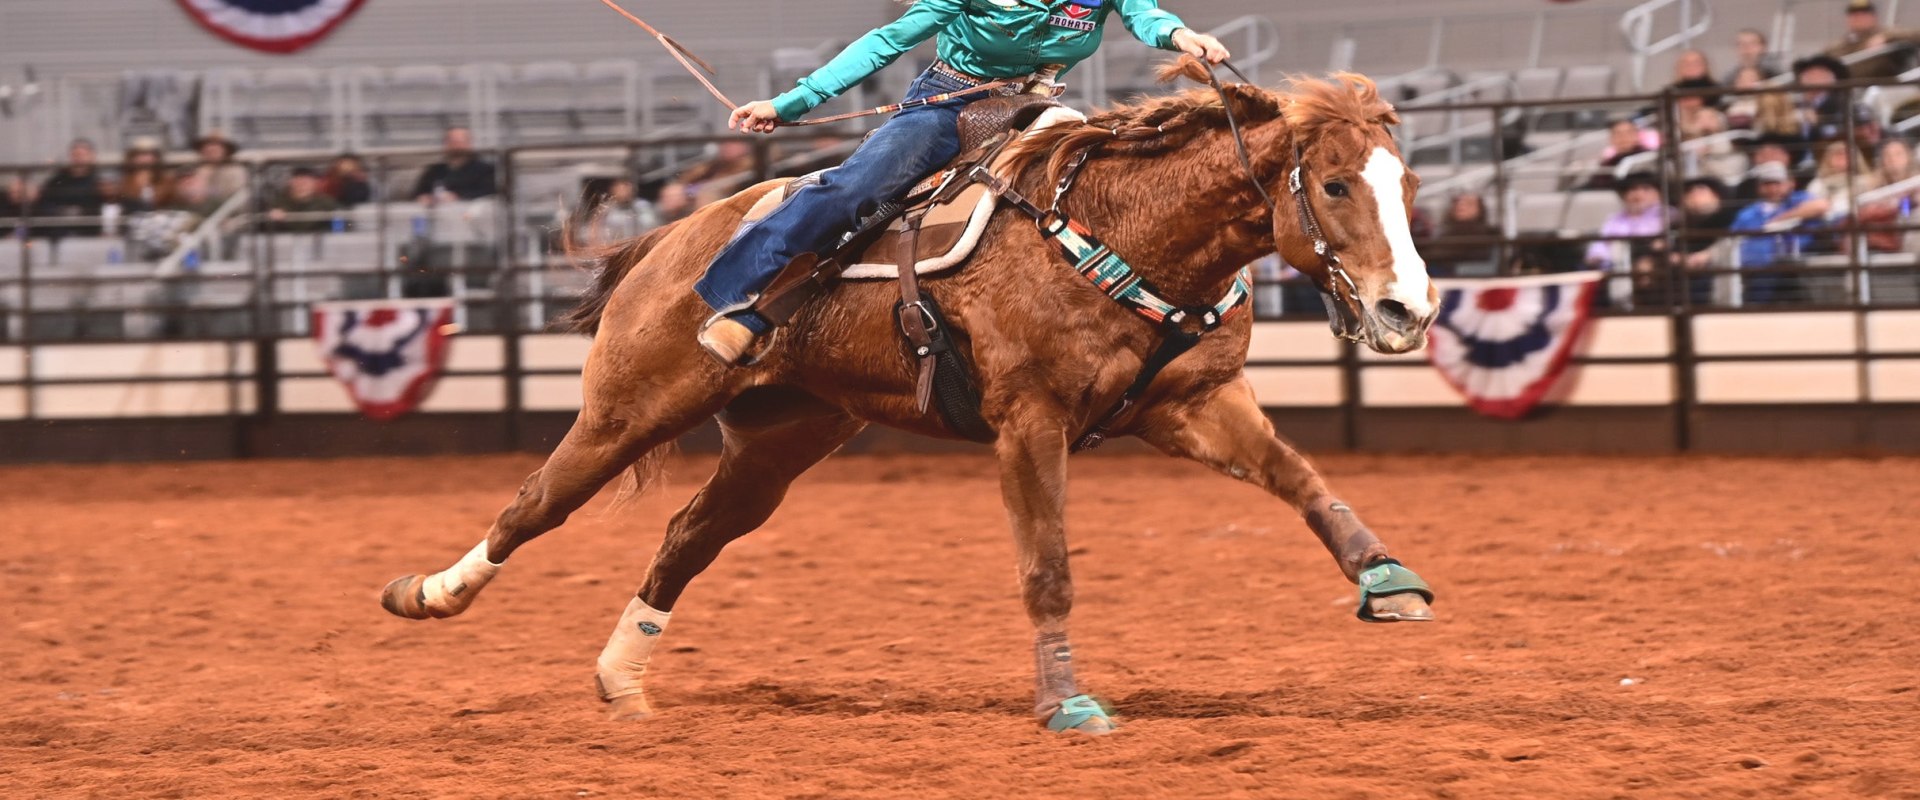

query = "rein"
[
  {"left": 1198, "top": 63, "right": 1363, "bottom": 341},
  {"left": 598, "top": 0, "right": 1046, "bottom": 129}
]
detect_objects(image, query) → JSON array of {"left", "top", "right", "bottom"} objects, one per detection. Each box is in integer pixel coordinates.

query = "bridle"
[{"left": 1200, "top": 62, "right": 1367, "bottom": 344}]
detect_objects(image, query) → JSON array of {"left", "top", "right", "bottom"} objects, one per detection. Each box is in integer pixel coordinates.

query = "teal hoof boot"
[
  {"left": 1356, "top": 559, "right": 1435, "bottom": 623},
  {"left": 1045, "top": 694, "right": 1117, "bottom": 735}
]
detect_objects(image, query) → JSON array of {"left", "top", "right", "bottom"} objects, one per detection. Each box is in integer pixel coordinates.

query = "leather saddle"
[
  {"left": 741, "top": 94, "right": 1076, "bottom": 320},
  {"left": 740, "top": 93, "right": 1080, "bottom": 443}
]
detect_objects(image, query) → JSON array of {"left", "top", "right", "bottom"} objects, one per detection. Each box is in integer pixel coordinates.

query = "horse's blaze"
[{"left": 1360, "top": 146, "right": 1434, "bottom": 323}]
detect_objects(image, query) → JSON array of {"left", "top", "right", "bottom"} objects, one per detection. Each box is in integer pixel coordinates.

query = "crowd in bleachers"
[
  {"left": 4, "top": 0, "right": 1919, "bottom": 341},
  {"left": 1409, "top": 0, "right": 1919, "bottom": 307}
]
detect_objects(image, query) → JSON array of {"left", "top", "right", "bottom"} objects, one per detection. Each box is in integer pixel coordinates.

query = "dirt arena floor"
[{"left": 3, "top": 450, "right": 1918, "bottom": 798}]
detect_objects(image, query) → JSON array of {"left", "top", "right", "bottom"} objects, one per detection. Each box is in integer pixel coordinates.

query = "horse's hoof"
[
  {"left": 1044, "top": 695, "right": 1117, "bottom": 735},
  {"left": 1365, "top": 592, "right": 1435, "bottom": 622},
  {"left": 380, "top": 574, "right": 437, "bottom": 620},
  {"left": 1056, "top": 714, "right": 1117, "bottom": 736},
  {"left": 597, "top": 674, "right": 654, "bottom": 721},
  {"left": 604, "top": 694, "right": 654, "bottom": 722}
]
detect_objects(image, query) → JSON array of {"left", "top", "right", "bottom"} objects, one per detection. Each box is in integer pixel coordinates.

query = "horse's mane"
[{"left": 1001, "top": 58, "right": 1400, "bottom": 190}]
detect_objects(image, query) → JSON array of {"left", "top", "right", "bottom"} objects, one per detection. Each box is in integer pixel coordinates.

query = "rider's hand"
[
  {"left": 729, "top": 100, "right": 782, "bottom": 134},
  {"left": 1172, "top": 29, "right": 1231, "bottom": 65}
]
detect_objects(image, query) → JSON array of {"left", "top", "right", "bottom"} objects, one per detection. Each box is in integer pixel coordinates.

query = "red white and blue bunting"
[
  {"left": 313, "top": 299, "right": 456, "bottom": 421},
  {"left": 177, "top": 0, "right": 368, "bottom": 55},
  {"left": 1427, "top": 272, "right": 1603, "bottom": 420}
]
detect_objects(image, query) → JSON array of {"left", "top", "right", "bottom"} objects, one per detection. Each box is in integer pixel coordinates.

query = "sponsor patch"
[
  {"left": 638, "top": 621, "right": 663, "bottom": 636},
  {"left": 1047, "top": 13, "right": 1095, "bottom": 31}
]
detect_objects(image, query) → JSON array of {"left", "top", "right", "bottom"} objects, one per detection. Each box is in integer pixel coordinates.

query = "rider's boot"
[{"left": 697, "top": 316, "right": 759, "bottom": 366}]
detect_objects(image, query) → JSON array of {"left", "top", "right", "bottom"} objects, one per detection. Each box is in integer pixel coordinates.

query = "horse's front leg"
[
  {"left": 1138, "top": 376, "right": 1435, "bottom": 622},
  {"left": 995, "top": 412, "right": 1115, "bottom": 734}
]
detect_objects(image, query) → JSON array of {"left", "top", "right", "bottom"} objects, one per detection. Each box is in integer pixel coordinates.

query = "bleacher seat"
[
  {"left": 46, "top": 237, "right": 123, "bottom": 268},
  {"left": 233, "top": 67, "right": 333, "bottom": 148},
  {"left": 1563, "top": 190, "right": 1620, "bottom": 232},
  {"left": 500, "top": 61, "right": 582, "bottom": 142},
  {"left": 1513, "top": 192, "right": 1568, "bottom": 233},
  {"left": 578, "top": 60, "right": 640, "bottom": 138},
  {"left": 365, "top": 65, "right": 470, "bottom": 146}
]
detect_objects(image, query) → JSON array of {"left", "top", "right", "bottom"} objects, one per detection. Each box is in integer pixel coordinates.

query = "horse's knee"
[{"left": 1021, "top": 558, "right": 1074, "bottom": 622}]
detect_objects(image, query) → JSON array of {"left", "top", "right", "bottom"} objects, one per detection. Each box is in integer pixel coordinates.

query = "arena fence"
[{"left": 2, "top": 80, "right": 1918, "bottom": 461}]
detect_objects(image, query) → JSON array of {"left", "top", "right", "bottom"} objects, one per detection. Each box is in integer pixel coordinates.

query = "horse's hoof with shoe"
[
  {"left": 1044, "top": 695, "right": 1118, "bottom": 736},
  {"left": 379, "top": 541, "right": 500, "bottom": 621},
  {"left": 1356, "top": 560, "right": 1436, "bottom": 623},
  {"left": 596, "top": 674, "right": 656, "bottom": 722}
]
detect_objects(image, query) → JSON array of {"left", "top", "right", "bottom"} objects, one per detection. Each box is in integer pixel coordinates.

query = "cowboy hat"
[{"left": 191, "top": 130, "right": 240, "bottom": 157}]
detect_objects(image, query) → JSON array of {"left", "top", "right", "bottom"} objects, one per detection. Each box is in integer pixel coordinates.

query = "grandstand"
[{"left": 1, "top": 0, "right": 1917, "bottom": 457}]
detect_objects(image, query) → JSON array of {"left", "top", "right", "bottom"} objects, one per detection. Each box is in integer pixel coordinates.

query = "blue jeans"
[{"left": 695, "top": 69, "right": 988, "bottom": 333}]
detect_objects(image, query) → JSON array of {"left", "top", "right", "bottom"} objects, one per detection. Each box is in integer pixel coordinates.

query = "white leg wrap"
[
  {"left": 420, "top": 540, "right": 501, "bottom": 615},
  {"left": 596, "top": 596, "right": 672, "bottom": 701}
]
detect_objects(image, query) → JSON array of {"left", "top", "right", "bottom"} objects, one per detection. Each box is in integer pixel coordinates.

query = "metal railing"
[{"left": 1620, "top": 0, "right": 1713, "bottom": 91}]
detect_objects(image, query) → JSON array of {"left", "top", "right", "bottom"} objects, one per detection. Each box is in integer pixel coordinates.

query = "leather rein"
[{"left": 1201, "top": 63, "right": 1365, "bottom": 343}]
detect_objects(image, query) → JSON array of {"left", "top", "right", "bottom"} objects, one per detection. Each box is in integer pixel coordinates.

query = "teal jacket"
[{"left": 772, "top": 0, "right": 1191, "bottom": 121}]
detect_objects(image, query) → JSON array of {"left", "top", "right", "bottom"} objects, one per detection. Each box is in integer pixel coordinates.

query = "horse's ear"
[{"left": 1155, "top": 55, "right": 1213, "bottom": 86}]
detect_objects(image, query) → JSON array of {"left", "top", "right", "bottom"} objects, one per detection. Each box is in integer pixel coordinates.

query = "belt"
[{"left": 928, "top": 60, "right": 994, "bottom": 86}]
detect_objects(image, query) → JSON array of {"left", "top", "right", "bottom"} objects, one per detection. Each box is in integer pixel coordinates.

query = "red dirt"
[{"left": 3, "top": 452, "right": 1918, "bottom": 798}]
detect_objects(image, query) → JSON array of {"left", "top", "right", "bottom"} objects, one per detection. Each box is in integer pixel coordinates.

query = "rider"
[{"left": 695, "top": 0, "right": 1231, "bottom": 364}]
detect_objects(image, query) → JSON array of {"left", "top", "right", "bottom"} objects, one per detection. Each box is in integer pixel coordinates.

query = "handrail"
[
  {"left": 157, "top": 189, "right": 251, "bottom": 278},
  {"left": 1206, "top": 16, "right": 1281, "bottom": 84},
  {"left": 1402, "top": 74, "right": 1512, "bottom": 108},
  {"left": 1620, "top": 0, "right": 1713, "bottom": 90},
  {"left": 1857, "top": 174, "right": 1920, "bottom": 206}
]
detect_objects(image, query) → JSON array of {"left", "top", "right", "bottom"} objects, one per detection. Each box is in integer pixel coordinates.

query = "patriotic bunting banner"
[
  {"left": 1427, "top": 272, "right": 1603, "bottom": 420},
  {"left": 313, "top": 299, "right": 456, "bottom": 421},
  {"left": 177, "top": 0, "right": 368, "bottom": 55}
]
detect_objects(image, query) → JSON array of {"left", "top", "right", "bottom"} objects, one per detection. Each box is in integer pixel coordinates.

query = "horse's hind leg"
[
  {"left": 1139, "top": 376, "right": 1434, "bottom": 622},
  {"left": 598, "top": 389, "right": 864, "bottom": 721},
  {"left": 380, "top": 339, "right": 730, "bottom": 621}
]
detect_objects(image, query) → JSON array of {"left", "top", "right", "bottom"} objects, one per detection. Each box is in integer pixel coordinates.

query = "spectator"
[
  {"left": 1874, "top": 138, "right": 1915, "bottom": 185},
  {"left": 1732, "top": 139, "right": 1799, "bottom": 203},
  {"left": 1806, "top": 140, "right": 1883, "bottom": 222},
  {"left": 1724, "top": 66, "right": 1767, "bottom": 129},
  {"left": 1825, "top": 0, "right": 1920, "bottom": 80},
  {"left": 1678, "top": 98, "right": 1747, "bottom": 186},
  {"left": 1422, "top": 193, "right": 1499, "bottom": 276},
  {"left": 1671, "top": 49, "right": 1716, "bottom": 86},
  {"left": 1752, "top": 90, "right": 1801, "bottom": 143},
  {"left": 658, "top": 140, "right": 757, "bottom": 220},
  {"left": 1665, "top": 178, "right": 1738, "bottom": 304},
  {"left": 166, "top": 170, "right": 223, "bottom": 220},
  {"left": 114, "top": 136, "right": 174, "bottom": 213},
  {"left": 34, "top": 138, "right": 108, "bottom": 237},
  {"left": 1790, "top": 56, "right": 1874, "bottom": 154},
  {"left": 1585, "top": 172, "right": 1671, "bottom": 272},
  {"left": 587, "top": 177, "right": 664, "bottom": 241},
  {"left": 412, "top": 128, "right": 497, "bottom": 204},
  {"left": 190, "top": 131, "right": 248, "bottom": 204},
  {"left": 2, "top": 174, "right": 35, "bottom": 223},
  {"left": 1724, "top": 28, "right": 1783, "bottom": 83},
  {"left": 1731, "top": 161, "right": 1828, "bottom": 301},
  {"left": 266, "top": 167, "right": 340, "bottom": 233},
  {"left": 1860, "top": 138, "right": 1916, "bottom": 251},
  {"left": 1585, "top": 120, "right": 1657, "bottom": 190},
  {"left": 322, "top": 154, "right": 373, "bottom": 208}
]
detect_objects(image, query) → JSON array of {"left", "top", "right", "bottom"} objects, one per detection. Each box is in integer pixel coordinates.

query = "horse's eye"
[{"left": 1324, "top": 181, "right": 1349, "bottom": 198}]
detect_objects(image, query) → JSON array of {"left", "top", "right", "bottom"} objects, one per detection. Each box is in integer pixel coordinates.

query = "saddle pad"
[{"left": 736, "top": 106, "right": 1088, "bottom": 281}]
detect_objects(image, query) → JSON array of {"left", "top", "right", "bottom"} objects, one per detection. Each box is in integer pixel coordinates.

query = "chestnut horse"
[{"left": 380, "top": 64, "right": 1440, "bottom": 734}]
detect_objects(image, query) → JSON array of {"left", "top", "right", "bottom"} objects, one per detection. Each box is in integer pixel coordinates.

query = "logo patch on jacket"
[{"left": 1049, "top": 0, "right": 1099, "bottom": 30}]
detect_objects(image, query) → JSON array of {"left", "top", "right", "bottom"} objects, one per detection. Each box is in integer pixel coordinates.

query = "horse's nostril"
[{"left": 1375, "top": 299, "right": 1414, "bottom": 330}]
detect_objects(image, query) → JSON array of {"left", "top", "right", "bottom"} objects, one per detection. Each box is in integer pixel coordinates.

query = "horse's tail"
[{"left": 554, "top": 220, "right": 681, "bottom": 336}]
